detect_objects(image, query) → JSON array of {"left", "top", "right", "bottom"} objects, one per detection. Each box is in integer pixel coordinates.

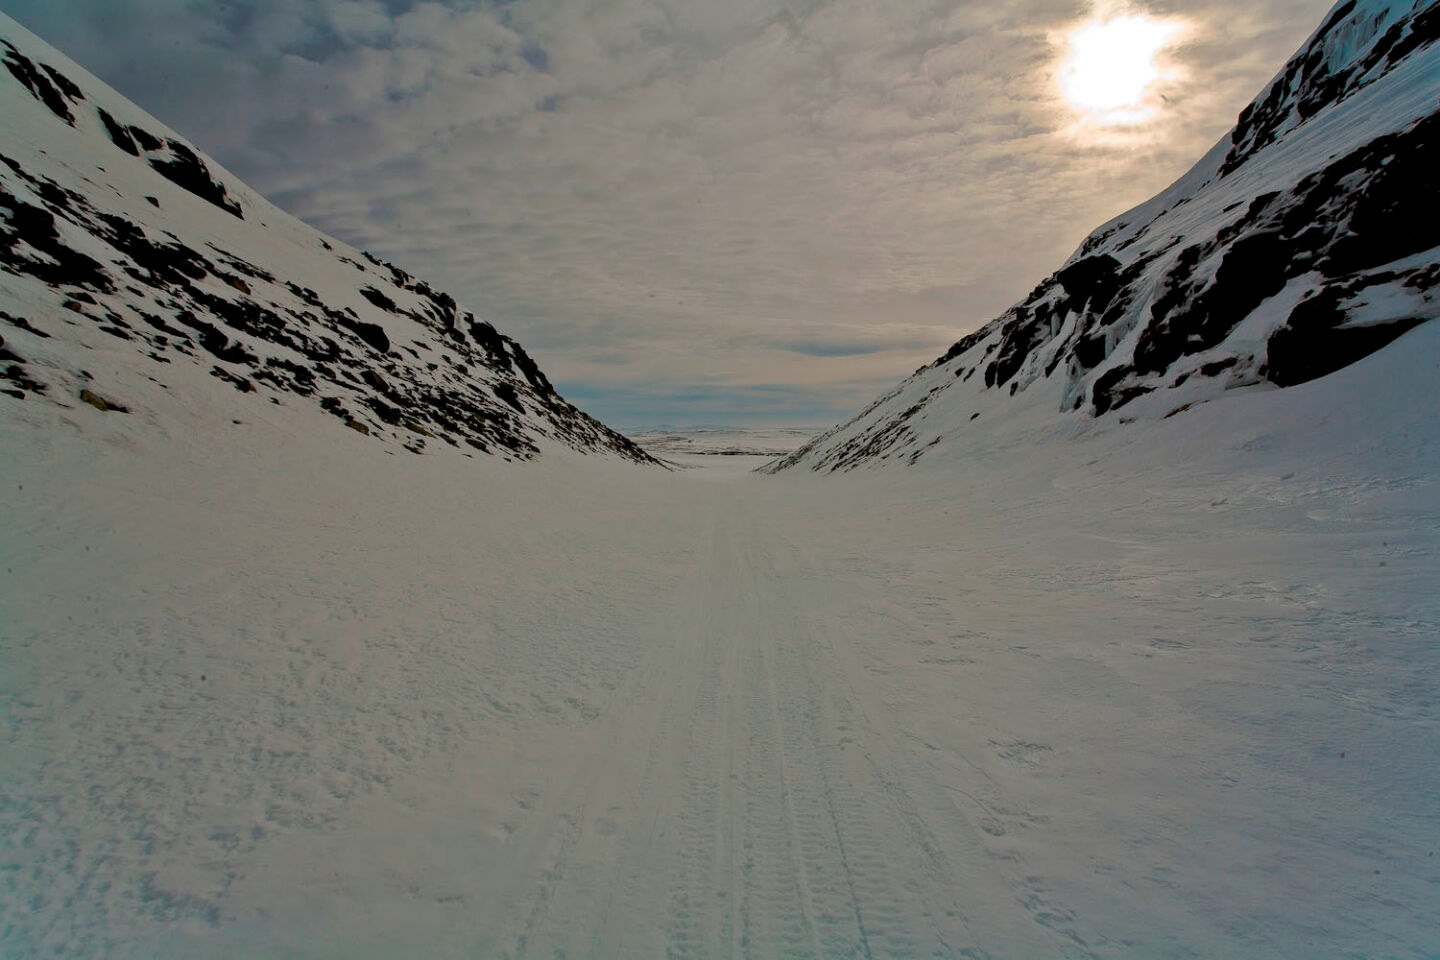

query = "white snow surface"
[
  {"left": 630, "top": 426, "right": 816, "bottom": 476},
  {"left": 3, "top": 313, "right": 1438, "bottom": 957}
]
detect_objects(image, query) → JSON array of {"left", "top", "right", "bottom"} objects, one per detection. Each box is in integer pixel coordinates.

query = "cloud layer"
[{"left": 4, "top": 0, "right": 1335, "bottom": 425}]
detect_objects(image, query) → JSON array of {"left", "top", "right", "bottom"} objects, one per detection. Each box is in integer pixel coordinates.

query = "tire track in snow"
[
  {"left": 492, "top": 484, "right": 1069, "bottom": 957},
  {"left": 764, "top": 519, "right": 992, "bottom": 959},
  {"left": 663, "top": 492, "right": 856, "bottom": 959},
  {"left": 747, "top": 497, "right": 921, "bottom": 958},
  {"left": 772, "top": 518, "right": 1101, "bottom": 958},
  {"left": 646, "top": 490, "right": 977, "bottom": 958},
  {"left": 747, "top": 633, "right": 822, "bottom": 957},
  {"left": 662, "top": 645, "right": 727, "bottom": 958},
  {"left": 494, "top": 500, "right": 723, "bottom": 958},
  {"left": 663, "top": 503, "right": 748, "bottom": 958}
]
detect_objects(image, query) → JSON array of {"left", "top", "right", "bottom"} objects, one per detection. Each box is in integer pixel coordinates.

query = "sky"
[{"left": 2, "top": 0, "right": 1335, "bottom": 428}]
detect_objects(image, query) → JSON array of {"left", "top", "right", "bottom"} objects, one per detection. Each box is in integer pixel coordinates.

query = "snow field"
[{"left": 3, "top": 323, "right": 1439, "bottom": 957}]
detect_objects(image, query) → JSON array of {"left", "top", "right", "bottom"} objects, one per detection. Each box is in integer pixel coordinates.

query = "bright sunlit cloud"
[{"left": 1060, "top": 13, "right": 1185, "bottom": 123}]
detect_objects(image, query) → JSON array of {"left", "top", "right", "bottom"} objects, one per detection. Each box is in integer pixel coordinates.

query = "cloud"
[
  {"left": 3, "top": 0, "right": 1340, "bottom": 425},
  {"left": 769, "top": 340, "right": 905, "bottom": 357}
]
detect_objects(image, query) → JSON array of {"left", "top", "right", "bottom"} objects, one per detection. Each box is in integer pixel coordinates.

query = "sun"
[{"left": 1060, "top": 14, "right": 1182, "bottom": 122}]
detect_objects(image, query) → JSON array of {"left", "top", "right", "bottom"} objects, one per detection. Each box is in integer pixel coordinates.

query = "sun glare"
[{"left": 1060, "top": 15, "right": 1182, "bottom": 122}]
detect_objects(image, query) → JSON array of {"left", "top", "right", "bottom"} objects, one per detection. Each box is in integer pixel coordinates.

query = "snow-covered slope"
[
  {"left": 771, "top": 0, "right": 1440, "bottom": 473},
  {"left": 0, "top": 15, "right": 655, "bottom": 464}
]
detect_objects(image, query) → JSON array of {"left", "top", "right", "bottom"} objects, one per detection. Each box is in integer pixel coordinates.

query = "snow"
[
  {"left": 4, "top": 1, "right": 1440, "bottom": 955},
  {"left": 4, "top": 320, "right": 1438, "bottom": 957},
  {"left": 629, "top": 426, "right": 815, "bottom": 476}
]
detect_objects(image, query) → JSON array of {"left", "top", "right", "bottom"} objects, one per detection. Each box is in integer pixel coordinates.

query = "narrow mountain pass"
[{"left": 4, "top": 369, "right": 1438, "bottom": 958}]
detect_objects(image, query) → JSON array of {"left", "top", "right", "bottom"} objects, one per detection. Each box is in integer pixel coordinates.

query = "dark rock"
[
  {"left": 79, "top": 388, "right": 126, "bottom": 412},
  {"left": 1322, "top": 113, "right": 1440, "bottom": 276},
  {"left": 365, "top": 396, "right": 403, "bottom": 425},
  {"left": 1266, "top": 287, "right": 1430, "bottom": 386},
  {"left": 39, "top": 64, "right": 83, "bottom": 101},
  {"left": 510, "top": 341, "right": 555, "bottom": 397},
  {"left": 0, "top": 185, "right": 113, "bottom": 290},
  {"left": 358, "top": 286, "right": 399, "bottom": 313},
  {"left": 986, "top": 302, "right": 1054, "bottom": 388},
  {"left": 1136, "top": 231, "right": 1291, "bottom": 375},
  {"left": 94, "top": 212, "right": 210, "bottom": 286},
  {"left": 128, "top": 125, "right": 162, "bottom": 152},
  {"left": 1055, "top": 255, "right": 1122, "bottom": 312},
  {"left": 1073, "top": 332, "right": 1107, "bottom": 370},
  {"left": 1091, "top": 364, "right": 1152, "bottom": 415},
  {"left": 147, "top": 140, "right": 242, "bottom": 218},
  {"left": 173, "top": 311, "right": 257, "bottom": 365},
  {"left": 204, "top": 244, "right": 275, "bottom": 283},
  {"left": 0, "top": 336, "right": 45, "bottom": 395},
  {"left": 937, "top": 327, "right": 990, "bottom": 365},
  {"left": 37, "top": 180, "right": 74, "bottom": 210},
  {"left": 492, "top": 382, "right": 526, "bottom": 413},
  {"left": 341, "top": 317, "right": 389, "bottom": 354},
  {"left": 360, "top": 369, "right": 389, "bottom": 393},
  {"left": 1, "top": 312, "right": 50, "bottom": 338},
  {"left": 466, "top": 317, "right": 514, "bottom": 372},
  {"left": 208, "top": 365, "right": 255, "bottom": 392},
  {"left": 1199, "top": 356, "right": 1240, "bottom": 377},
  {"left": 2, "top": 41, "right": 74, "bottom": 124},
  {"left": 98, "top": 108, "right": 139, "bottom": 155},
  {"left": 1268, "top": 316, "right": 1427, "bottom": 387}
]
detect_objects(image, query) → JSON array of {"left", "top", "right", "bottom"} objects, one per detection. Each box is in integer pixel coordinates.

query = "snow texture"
[
  {"left": 771, "top": 0, "right": 1440, "bottom": 474},
  {"left": 3, "top": 312, "right": 1438, "bottom": 958}
]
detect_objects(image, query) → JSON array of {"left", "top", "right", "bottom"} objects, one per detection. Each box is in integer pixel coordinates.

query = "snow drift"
[
  {"left": 771, "top": 0, "right": 1440, "bottom": 473},
  {"left": 0, "top": 14, "right": 654, "bottom": 464}
]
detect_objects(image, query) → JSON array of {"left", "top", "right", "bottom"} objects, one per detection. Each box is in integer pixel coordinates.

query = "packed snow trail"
[
  {"left": 489, "top": 487, "right": 1031, "bottom": 958},
  {"left": 3, "top": 325, "right": 1440, "bottom": 957}
]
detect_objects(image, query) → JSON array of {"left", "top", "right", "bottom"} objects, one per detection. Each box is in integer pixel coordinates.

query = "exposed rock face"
[
  {"left": 0, "top": 15, "right": 656, "bottom": 465},
  {"left": 771, "top": 0, "right": 1438, "bottom": 473}
]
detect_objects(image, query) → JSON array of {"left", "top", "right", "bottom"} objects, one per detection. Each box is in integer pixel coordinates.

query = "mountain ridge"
[{"left": 0, "top": 13, "right": 657, "bottom": 465}]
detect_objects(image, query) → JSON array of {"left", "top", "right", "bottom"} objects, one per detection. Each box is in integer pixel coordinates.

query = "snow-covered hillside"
[
  {"left": 0, "top": 15, "right": 654, "bottom": 464},
  {"left": 3, "top": 297, "right": 1437, "bottom": 959},
  {"left": 771, "top": 0, "right": 1439, "bottom": 472}
]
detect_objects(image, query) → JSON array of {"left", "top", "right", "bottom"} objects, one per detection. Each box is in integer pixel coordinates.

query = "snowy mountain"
[
  {"left": 770, "top": 0, "right": 1440, "bottom": 473},
  {"left": 0, "top": 15, "right": 655, "bottom": 464},
  {"left": 4, "top": 8, "right": 1439, "bottom": 957}
]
